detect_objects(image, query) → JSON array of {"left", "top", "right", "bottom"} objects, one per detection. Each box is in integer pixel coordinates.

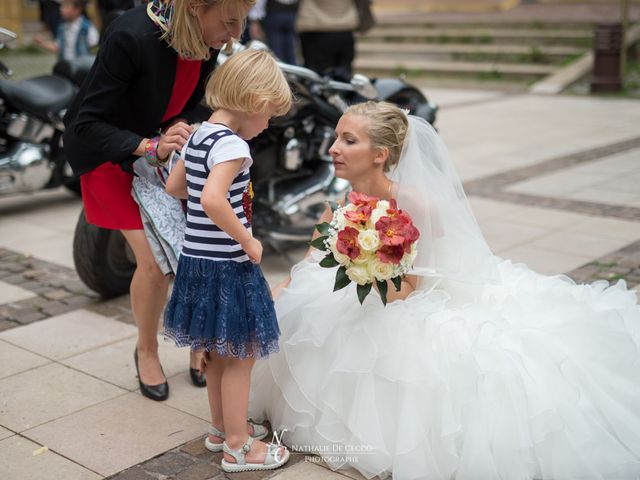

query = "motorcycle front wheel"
[{"left": 72, "top": 210, "right": 135, "bottom": 298}]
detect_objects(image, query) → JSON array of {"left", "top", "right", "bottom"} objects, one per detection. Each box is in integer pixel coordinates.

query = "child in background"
[
  {"left": 35, "top": 0, "right": 98, "bottom": 62},
  {"left": 163, "top": 49, "right": 292, "bottom": 473}
]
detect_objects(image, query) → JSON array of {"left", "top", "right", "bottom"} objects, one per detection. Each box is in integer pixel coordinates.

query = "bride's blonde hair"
[{"left": 344, "top": 101, "right": 409, "bottom": 172}]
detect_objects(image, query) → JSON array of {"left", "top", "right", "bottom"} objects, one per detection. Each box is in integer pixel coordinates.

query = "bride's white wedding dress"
[{"left": 248, "top": 117, "right": 640, "bottom": 480}]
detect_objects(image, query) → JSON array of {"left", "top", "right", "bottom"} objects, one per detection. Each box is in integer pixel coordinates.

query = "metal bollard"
[{"left": 591, "top": 22, "right": 623, "bottom": 93}]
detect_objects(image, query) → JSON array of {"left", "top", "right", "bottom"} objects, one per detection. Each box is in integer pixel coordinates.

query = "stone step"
[
  {"left": 362, "top": 27, "right": 593, "bottom": 46},
  {"left": 354, "top": 57, "right": 557, "bottom": 78},
  {"left": 356, "top": 42, "right": 584, "bottom": 66}
]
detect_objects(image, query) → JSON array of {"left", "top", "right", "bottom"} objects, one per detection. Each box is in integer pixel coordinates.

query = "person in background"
[
  {"left": 295, "top": 0, "right": 358, "bottom": 79},
  {"left": 39, "top": 0, "right": 63, "bottom": 36},
  {"left": 34, "top": 0, "right": 99, "bottom": 62},
  {"left": 248, "top": 0, "right": 298, "bottom": 65}
]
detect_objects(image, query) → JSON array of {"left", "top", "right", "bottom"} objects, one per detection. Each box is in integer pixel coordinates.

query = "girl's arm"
[
  {"left": 201, "top": 159, "right": 262, "bottom": 263},
  {"left": 165, "top": 158, "right": 188, "bottom": 199}
]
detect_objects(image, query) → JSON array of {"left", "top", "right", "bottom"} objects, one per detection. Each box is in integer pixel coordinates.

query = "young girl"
[{"left": 163, "top": 48, "right": 291, "bottom": 473}]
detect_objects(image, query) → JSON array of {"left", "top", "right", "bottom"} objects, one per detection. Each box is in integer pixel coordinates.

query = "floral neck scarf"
[{"left": 147, "top": 0, "right": 174, "bottom": 34}]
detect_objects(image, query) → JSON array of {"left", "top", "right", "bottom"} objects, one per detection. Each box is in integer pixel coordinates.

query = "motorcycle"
[
  {"left": 72, "top": 40, "right": 438, "bottom": 297},
  {"left": 0, "top": 27, "right": 92, "bottom": 197}
]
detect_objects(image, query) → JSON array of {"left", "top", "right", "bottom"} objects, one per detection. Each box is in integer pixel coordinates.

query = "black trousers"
[
  {"left": 299, "top": 31, "right": 355, "bottom": 80},
  {"left": 39, "top": 0, "right": 62, "bottom": 35}
]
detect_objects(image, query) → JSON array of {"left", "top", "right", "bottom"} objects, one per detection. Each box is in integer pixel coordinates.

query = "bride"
[{"left": 248, "top": 101, "right": 640, "bottom": 479}]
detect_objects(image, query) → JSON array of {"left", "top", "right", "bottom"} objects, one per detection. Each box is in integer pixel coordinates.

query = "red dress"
[{"left": 81, "top": 57, "right": 203, "bottom": 230}]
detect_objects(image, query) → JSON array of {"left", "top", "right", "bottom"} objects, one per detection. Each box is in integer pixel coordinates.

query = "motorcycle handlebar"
[{"left": 0, "top": 59, "right": 12, "bottom": 78}]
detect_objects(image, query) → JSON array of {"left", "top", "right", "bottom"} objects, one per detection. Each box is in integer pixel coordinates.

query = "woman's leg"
[{"left": 121, "top": 229, "right": 169, "bottom": 386}]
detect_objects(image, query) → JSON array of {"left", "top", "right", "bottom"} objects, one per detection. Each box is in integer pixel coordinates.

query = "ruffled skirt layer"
[{"left": 249, "top": 255, "right": 640, "bottom": 479}]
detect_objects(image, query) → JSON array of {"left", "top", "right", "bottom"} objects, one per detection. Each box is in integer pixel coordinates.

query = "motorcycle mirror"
[
  {"left": 246, "top": 40, "right": 271, "bottom": 52},
  {"left": 351, "top": 74, "right": 378, "bottom": 100}
]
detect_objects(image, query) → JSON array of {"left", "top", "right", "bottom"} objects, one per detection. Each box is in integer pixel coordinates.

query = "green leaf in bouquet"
[
  {"left": 314, "top": 222, "right": 332, "bottom": 236},
  {"left": 376, "top": 279, "right": 388, "bottom": 306},
  {"left": 319, "top": 253, "right": 340, "bottom": 268},
  {"left": 391, "top": 276, "right": 402, "bottom": 292},
  {"left": 328, "top": 201, "right": 339, "bottom": 212},
  {"left": 333, "top": 266, "right": 351, "bottom": 291},
  {"left": 357, "top": 282, "right": 373, "bottom": 305},
  {"left": 309, "top": 235, "right": 328, "bottom": 251}
]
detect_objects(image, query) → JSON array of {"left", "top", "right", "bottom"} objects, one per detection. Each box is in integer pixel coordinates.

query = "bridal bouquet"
[{"left": 310, "top": 192, "right": 420, "bottom": 305}]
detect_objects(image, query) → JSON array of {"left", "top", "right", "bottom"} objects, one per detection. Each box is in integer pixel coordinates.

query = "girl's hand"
[
  {"left": 158, "top": 122, "right": 193, "bottom": 160},
  {"left": 241, "top": 237, "right": 263, "bottom": 264}
]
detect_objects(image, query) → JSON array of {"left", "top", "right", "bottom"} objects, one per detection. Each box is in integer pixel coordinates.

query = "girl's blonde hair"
[
  {"left": 206, "top": 49, "right": 292, "bottom": 115},
  {"left": 169, "top": 0, "right": 255, "bottom": 60},
  {"left": 344, "top": 101, "right": 409, "bottom": 172}
]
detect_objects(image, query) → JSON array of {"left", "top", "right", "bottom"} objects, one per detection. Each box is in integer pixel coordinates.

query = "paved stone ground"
[
  {"left": 1, "top": 136, "right": 639, "bottom": 479},
  {"left": 2, "top": 81, "right": 640, "bottom": 480}
]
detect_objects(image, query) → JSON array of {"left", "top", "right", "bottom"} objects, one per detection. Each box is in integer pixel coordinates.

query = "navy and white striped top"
[{"left": 181, "top": 123, "right": 253, "bottom": 262}]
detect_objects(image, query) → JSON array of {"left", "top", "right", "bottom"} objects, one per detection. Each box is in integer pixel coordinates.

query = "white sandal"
[
  {"left": 221, "top": 436, "right": 289, "bottom": 473},
  {"left": 204, "top": 421, "right": 269, "bottom": 452}
]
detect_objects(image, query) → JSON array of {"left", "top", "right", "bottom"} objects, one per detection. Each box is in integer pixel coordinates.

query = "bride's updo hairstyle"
[{"left": 344, "top": 101, "right": 409, "bottom": 172}]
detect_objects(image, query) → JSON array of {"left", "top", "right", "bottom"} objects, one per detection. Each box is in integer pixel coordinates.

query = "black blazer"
[{"left": 63, "top": 5, "right": 218, "bottom": 176}]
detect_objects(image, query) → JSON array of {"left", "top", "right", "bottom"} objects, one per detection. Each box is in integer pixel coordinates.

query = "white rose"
[
  {"left": 353, "top": 250, "right": 373, "bottom": 265},
  {"left": 357, "top": 229, "right": 380, "bottom": 252},
  {"left": 333, "top": 209, "right": 358, "bottom": 231},
  {"left": 328, "top": 234, "right": 351, "bottom": 266},
  {"left": 400, "top": 244, "right": 418, "bottom": 271},
  {"left": 369, "top": 204, "right": 389, "bottom": 228},
  {"left": 346, "top": 264, "right": 373, "bottom": 285},
  {"left": 377, "top": 200, "right": 390, "bottom": 211},
  {"left": 369, "top": 256, "right": 395, "bottom": 281}
]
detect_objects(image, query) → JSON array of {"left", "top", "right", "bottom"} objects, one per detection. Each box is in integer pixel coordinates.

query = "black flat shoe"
[
  {"left": 189, "top": 367, "right": 206, "bottom": 387},
  {"left": 134, "top": 348, "right": 169, "bottom": 401}
]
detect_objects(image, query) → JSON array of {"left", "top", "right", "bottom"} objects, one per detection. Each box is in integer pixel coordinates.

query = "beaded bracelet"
[{"left": 143, "top": 136, "right": 168, "bottom": 167}]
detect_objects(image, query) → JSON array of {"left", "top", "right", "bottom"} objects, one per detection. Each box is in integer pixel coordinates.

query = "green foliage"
[{"left": 357, "top": 283, "right": 373, "bottom": 305}]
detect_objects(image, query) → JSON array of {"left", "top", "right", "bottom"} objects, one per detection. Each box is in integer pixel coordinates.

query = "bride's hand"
[
  {"left": 377, "top": 275, "right": 418, "bottom": 303},
  {"left": 271, "top": 277, "right": 291, "bottom": 299}
]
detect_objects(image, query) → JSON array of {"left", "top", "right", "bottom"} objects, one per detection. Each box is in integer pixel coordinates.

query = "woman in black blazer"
[{"left": 64, "top": 0, "right": 255, "bottom": 401}]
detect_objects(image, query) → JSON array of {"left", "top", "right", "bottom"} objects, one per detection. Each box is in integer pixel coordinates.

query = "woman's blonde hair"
[
  {"left": 206, "top": 49, "right": 292, "bottom": 115},
  {"left": 344, "top": 101, "right": 409, "bottom": 172},
  {"left": 169, "top": 0, "right": 255, "bottom": 60}
]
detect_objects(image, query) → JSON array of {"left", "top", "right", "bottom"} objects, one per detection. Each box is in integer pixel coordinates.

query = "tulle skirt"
[
  {"left": 249, "top": 251, "right": 640, "bottom": 479},
  {"left": 164, "top": 255, "right": 280, "bottom": 359}
]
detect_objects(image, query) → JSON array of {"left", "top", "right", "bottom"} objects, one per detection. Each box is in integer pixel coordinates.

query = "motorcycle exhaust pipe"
[{"left": 0, "top": 142, "right": 53, "bottom": 195}]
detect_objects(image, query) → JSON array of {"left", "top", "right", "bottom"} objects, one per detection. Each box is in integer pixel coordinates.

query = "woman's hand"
[
  {"left": 241, "top": 237, "right": 263, "bottom": 264},
  {"left": 157, "top": 121, "right": 193, "bottom": 160},
  {"left": 271, "top": 277, "right": 291, "bottom": 299}
]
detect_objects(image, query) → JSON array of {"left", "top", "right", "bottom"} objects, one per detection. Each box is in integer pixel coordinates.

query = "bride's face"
[{"left": 329, "top": 115, "right": 379, "bottom": 182}]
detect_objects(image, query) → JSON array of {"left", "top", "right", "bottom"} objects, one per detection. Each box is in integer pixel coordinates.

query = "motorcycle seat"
[{"left": 0, "top": 74, "right": 75, "bottom": 121}]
